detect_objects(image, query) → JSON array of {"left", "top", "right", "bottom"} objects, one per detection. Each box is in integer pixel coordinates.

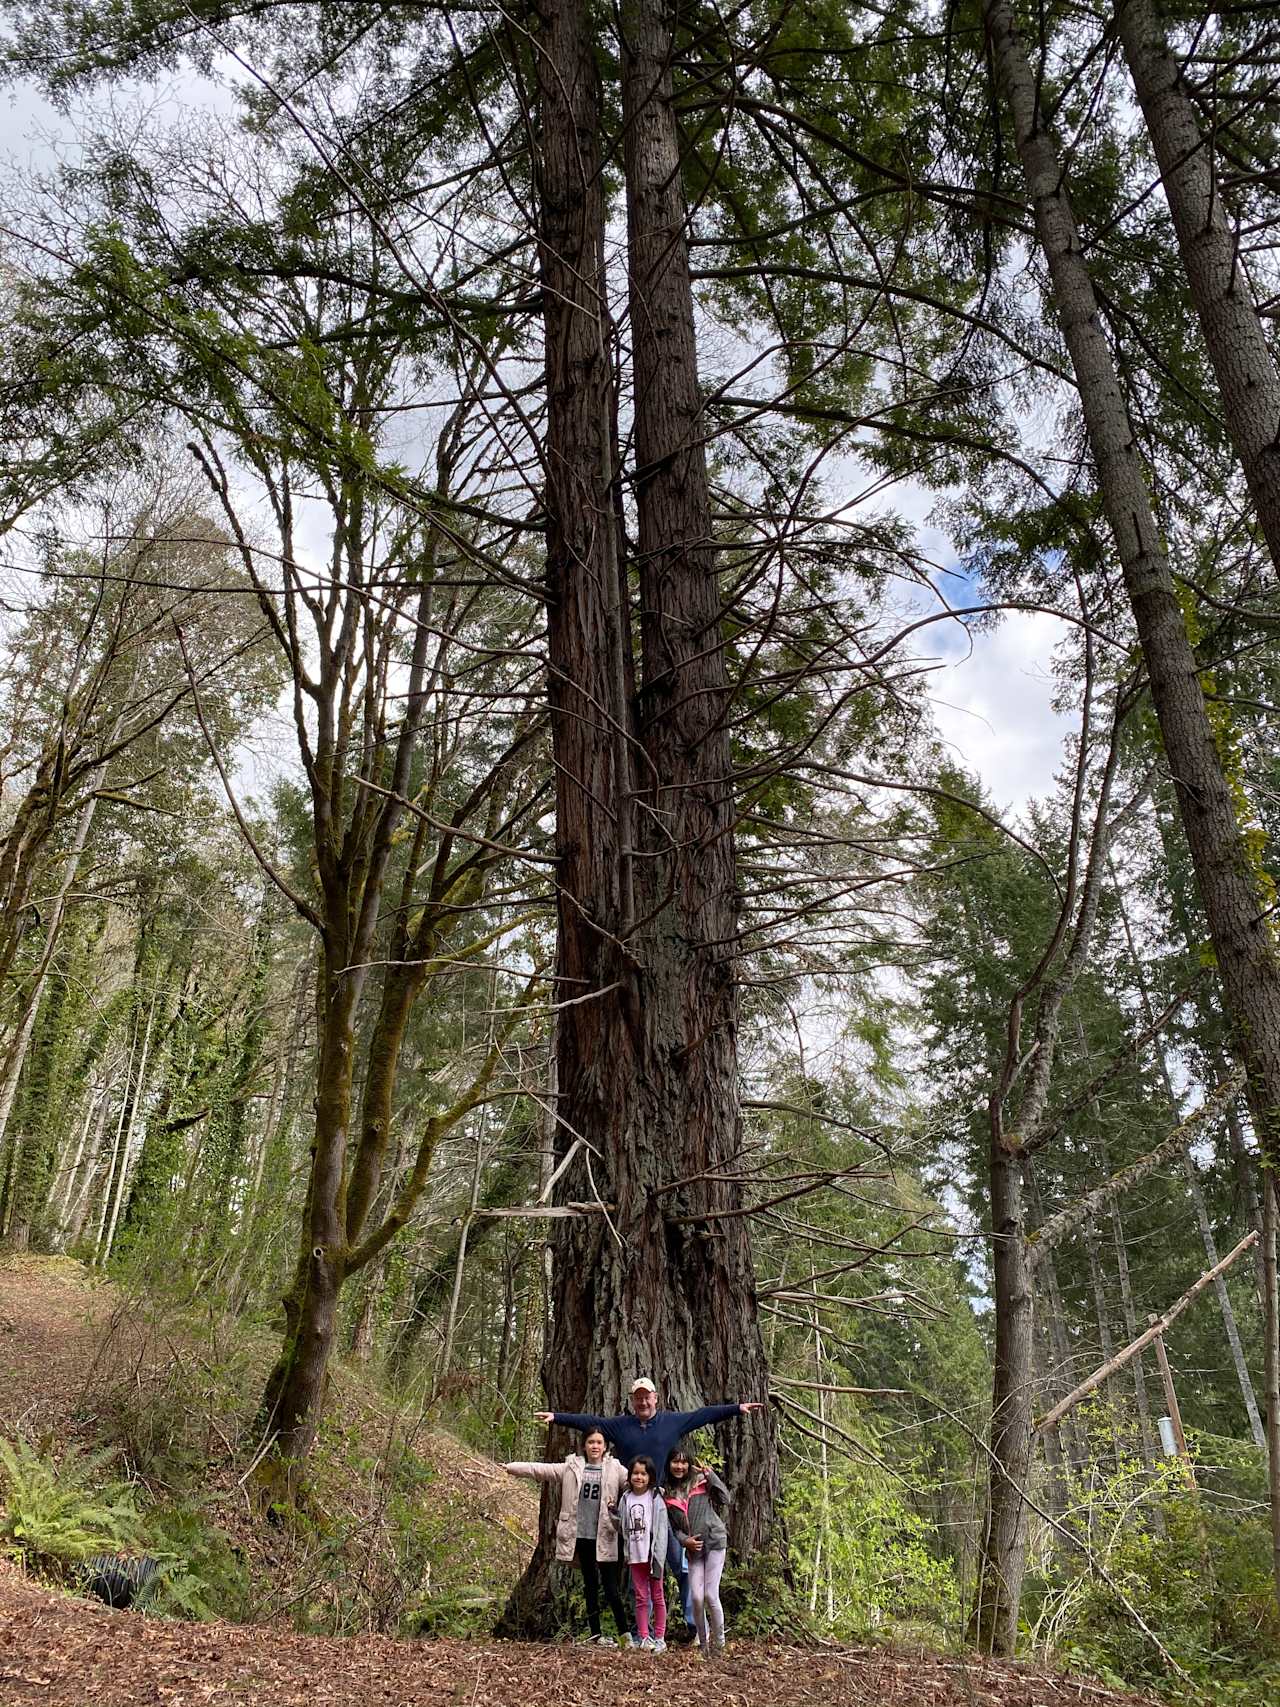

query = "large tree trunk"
[
  {"left": 1115, "top": 0, "right": 1280, "bottom": 577},
  {"left": 499, "top": 0, "right": 777, "bottom": 1633},
  {"left": 983, "top": 0, "right": 1280, "bottom": 1632},
  {"left": 494, "top": 0, "right": 636, "bottom": 1633},
  {"left": 970, "top": 1149, "right": 1035, "bottom": 1656},
  {"left": 619, "top": 0, "right": 777, "bottom": 1548}
]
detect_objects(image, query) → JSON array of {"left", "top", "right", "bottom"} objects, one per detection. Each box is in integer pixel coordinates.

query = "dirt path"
[
  {"left": 0, "top": 1569, "right": 1159, "bottom": 1707},
  {"left": 0, "top": 1257, "right": 112, "bottom": 1439}
]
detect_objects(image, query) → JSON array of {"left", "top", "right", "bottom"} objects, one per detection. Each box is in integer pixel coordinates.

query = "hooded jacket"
[
  {"left": 664, "top": 1468, "right": 730, "bottom": 1552},
  {"left": 503, "top": 1453, "right": 628, "bottom": 1563},
  {"left": 606, "top": 1485, "right": 670, "bottom": 1576}
]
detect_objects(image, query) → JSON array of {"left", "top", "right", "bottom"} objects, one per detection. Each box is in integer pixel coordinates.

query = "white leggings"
[{"left": 688, "top": 1547, "right": 727, "bottom": 1649}]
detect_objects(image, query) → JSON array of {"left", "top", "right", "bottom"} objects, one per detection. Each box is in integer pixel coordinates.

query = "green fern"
[{"left": 0, "top": 1436, "right": 143, "bottom": 1567}]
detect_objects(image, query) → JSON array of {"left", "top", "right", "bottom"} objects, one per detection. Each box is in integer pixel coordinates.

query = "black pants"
[{"left": 575, "top": 1539, "right": 628, "bottom": 1637}]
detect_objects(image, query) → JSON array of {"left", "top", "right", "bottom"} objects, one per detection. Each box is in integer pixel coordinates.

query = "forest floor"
[{"left": 0, "top": 1258, "right": 1166, "bottom": 1707}]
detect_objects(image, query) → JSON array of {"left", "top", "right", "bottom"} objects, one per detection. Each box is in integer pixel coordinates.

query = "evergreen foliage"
[{"left": 2, "top": 0, "right": 1280, "bottom": 1695}]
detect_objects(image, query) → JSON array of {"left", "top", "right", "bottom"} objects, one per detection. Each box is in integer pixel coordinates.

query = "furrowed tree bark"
[
  {"left": 496, "top": 0, "right": 642, "bottom": 1635},
  {"left": 500, "top": 0, "right": 778, "bottom": 1632},
  {"left": 1115, "top": 0, "right": 1280, "bottom": 577},
  {"left": 983, "top": 0, "right": 1280, "bottom": 1634},
  {"left": 619, "top": 0, "right": 777, "bottom": 1552}
]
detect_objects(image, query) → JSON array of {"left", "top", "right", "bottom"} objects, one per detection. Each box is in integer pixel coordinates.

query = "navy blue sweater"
[{"left": 549, "top": 1404, "right": 742, "bottom": 1475}]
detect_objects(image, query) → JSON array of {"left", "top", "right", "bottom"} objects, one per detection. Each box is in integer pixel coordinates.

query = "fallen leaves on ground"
[
  {"left": 0, "top": 1258, "right": 109, "bottom": 1441},
  {"left": 0, "top": 1571, "right": 1162, "bottom": 1707}
]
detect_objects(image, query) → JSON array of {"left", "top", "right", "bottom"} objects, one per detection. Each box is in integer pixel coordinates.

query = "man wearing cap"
[
  {"left": 534, "top": 1380, "right": 764, "bottom": 1643},
  {"left": 535, "top": 1379, "right": 762, "bottom": 1475}
]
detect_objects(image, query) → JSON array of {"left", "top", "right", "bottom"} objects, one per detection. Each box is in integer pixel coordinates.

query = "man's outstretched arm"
[
  {"left": 674, "top": 1400, "right": 765, "bottom": 1434},
  {"left": 533, "top": 1408, "right": 618, "bottom": 1434}
]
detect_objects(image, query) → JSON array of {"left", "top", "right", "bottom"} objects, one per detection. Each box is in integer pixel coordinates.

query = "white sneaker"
[
  {"left": 638, "top": 1636, "right": 655, "bottom": 1651},
  {"left": 652, "top": 1638, "right": 667, "bottom": 1653}
]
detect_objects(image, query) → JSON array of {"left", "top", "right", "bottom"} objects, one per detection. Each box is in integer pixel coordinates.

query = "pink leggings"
[{"left": 629, "top": 1562, "right": 666, "bottom": 1640}]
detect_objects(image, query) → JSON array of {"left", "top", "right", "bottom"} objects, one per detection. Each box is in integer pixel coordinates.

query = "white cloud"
[{"left": 928, "top": 609, "right": 1073, "bottom": 819}]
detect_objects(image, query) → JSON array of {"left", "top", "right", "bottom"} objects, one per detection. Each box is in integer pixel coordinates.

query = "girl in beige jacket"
[{"left": 504, "top": 1426, "right": 630, "bottom": 1643}]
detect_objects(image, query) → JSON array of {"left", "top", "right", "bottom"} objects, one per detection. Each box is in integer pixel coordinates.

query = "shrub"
[
  {"left": 0, "top": 1437, "right": 143, "bottom": 1571},
  {"left": 785, "top": 1454, "right": 961, "bottom": 1639},
  {"left": 1030, "top": 1441, "right": 1280, "bottom": 1704},
  {"left": 84, "top": 1291, "right": 264, "bottom": 1486},
  {"left": 140, "top": 1501, "right": 253, "bottom": 1622}
]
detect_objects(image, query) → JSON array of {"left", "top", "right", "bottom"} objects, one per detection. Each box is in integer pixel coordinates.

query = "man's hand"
[
  {"left": 533, "top": 1410, "right": 554, "bottom": 1424},
  {"left": 738, "top": 1401, "right": 765, "bottom": 1414}
]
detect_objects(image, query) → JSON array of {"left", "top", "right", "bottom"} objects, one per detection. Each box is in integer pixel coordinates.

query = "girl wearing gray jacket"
[
  {"left": 605, "top": 1455, "right": 670, "bottom": 1650},
  {"left": 664, "top": 1449, "right": 731, "bottom": 1655}
]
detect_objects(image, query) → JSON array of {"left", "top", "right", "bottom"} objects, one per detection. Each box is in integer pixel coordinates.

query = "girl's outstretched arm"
[{"left": 502, "top": 1461, "right": 562, "bottom": 1483}]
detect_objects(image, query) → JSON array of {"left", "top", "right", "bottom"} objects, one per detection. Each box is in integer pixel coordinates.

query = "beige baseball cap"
[{"left": 631, "top": 1377, "right": 657, "bottom": 1395}]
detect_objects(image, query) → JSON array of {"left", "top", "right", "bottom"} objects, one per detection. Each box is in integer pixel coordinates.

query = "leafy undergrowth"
[{"left": 0, "top": 1256, "right": 538, "bottom": 1639}]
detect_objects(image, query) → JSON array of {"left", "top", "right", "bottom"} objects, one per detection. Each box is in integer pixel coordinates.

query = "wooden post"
[{"left": 1149, "top": 1315, "right": 1195, "bottom": 1489}]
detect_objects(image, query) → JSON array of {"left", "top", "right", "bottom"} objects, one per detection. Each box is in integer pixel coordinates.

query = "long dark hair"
[
  {"left": 627, "top": 1454, "right": 659, "bottom": 1491},
  {"left": 664, "top": 1449, "right": 697, "bottom": 1493}
]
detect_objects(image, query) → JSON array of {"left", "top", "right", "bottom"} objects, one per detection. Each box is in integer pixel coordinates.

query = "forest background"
[{"left": 1, "top": 1, "right": 1279, "bottom": 1702}]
